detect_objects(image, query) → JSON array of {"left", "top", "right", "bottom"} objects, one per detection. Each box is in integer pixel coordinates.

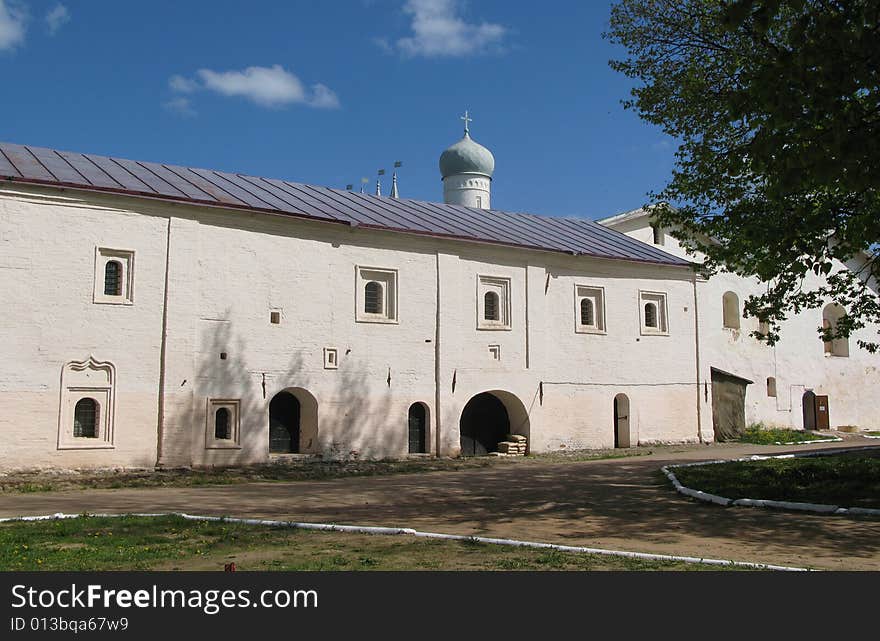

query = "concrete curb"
[
  {"left": 662, "top": 445, "right": 880, "bottom": 517},
  {"left": 0, "top": 511, "right": 811, "bottom": 572},
  {"left": 771, "top": 438, "right": 842, "bottom": 445}
]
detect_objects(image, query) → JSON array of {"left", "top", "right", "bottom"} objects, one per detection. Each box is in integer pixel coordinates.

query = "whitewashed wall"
[
  {"left": 1, "top": 185, "right": 705, "bottom": 471},
  {"left": 607, "top": 214, "right": 880, "bottom": 432}
]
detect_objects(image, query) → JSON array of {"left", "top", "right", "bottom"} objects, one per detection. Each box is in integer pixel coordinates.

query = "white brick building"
[{"left": 1, "top": 127, "right": 877, "bottom": 471}]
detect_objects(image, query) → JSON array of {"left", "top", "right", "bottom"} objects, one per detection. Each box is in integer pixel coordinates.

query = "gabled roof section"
[
  {"left": 597, "top": 207, "right": 653, "bottom": 227},
  {"left": 0, "top": 141, "right": 690, "bottom": 267}
]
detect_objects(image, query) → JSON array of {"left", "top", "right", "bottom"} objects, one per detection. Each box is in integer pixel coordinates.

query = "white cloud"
[
  {"left": 45, "top": 3, "right": 69, "bottom": 36},
  {"left": 168, "top": 65, "right": 339, "bottom": 110},
  {"left": 0, "top": 0, "right": 26, "bottom": 51},
  {"left": 163, "top": 97, "right": 196, "bottom": 117},
  {"left": 308, "top": 83, "right": 340, "bottom": 109},
  {"left": 393, "top": 0, "right": 507, "bottom": 58},
  {"left": 169, "top": 74, "right": 199, "bottom": 94}
]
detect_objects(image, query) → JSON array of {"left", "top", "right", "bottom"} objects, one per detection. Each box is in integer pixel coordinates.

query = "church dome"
[{"left": 439, "top": 132, "right": 495, "bottom": 179}]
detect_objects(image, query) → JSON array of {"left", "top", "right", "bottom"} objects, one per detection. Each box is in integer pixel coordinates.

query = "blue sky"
[{"left": 0, "top": 0, "right": 677, "bottom": 220}]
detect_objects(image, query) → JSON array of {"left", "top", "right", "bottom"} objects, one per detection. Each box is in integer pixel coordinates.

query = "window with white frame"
[
  {"left": 575, "top": 285, "right": 605, "bottom": 333},
  {"left": 58, "top": 357, "right": 116, "bottom": 450},
  {"left": 477, "top": 276, "right": 511, "bottom": 330},
  {"left": 640, "top": 291, "right": 668, "bottom": 335},
  {"left": 94, "top": 248, "right": 134, "bottom": 304},
  {"left": 356, "top": 267, "right": 398, "bottom": 323},
  {"left": 206, "top": 399, "right": 241, "bottom": 449}
]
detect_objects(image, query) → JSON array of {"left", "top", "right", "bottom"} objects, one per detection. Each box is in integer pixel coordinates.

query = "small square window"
[
  {"left": 94, "top": 248, "right": 134, "bottom": 305},
  {"left": 206, "top": 399, "right": 241, "bottom": 449},
  {"left": 356, "top": 267, "right": 398, "bottom": 323},
  {"left": 488, "top": 344, "right": 501, "bottom": 361},
  {"left": 575, "top": 285, "right": 606, "bottom": 334},
  {"left": 477, "top": 276, "right": 511, "bottom": 330},
  {"left": 640, "top": 291, "right": 669, "bottom": 335},
  {"left": 324, "top": 347, "right": 338, "bottom": 369},
  {"left": 270, "top": 310, "right": 281, "bottom": 324}
]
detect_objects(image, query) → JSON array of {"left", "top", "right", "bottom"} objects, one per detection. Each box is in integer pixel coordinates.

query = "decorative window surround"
[
  {"left": 57, "top": 356, "right": 116, "bottom": 450},
  {"left": 205, "top": 399, "right": 241, "bottom": 449},
  {"left": 640, "top": 291, "right": 669, "bottom": 335},
  {"left": 575, "top": 285, "right": 606, "bottom": 334},
  {"left": 356, "top": 266, "right": 398, "bottom": 323},
  {"left": 477, "top": 276, "right": 511, "bottom": 330},
  {"left": 324, "top": 347, "right": 339, "bottom": 369},
  {"left": 94, "top": 247, "right": 134, "bottom": 305}
]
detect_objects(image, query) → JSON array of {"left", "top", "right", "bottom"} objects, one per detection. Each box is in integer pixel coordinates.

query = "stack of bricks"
[{"left": 496, "top": 434, "right": 527, "bottom": 456}]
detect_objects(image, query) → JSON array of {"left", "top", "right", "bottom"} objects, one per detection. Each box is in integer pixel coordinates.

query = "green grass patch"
[
  {"left": 736, "top": 425, "right": 832, "bottom": 445},
  {"left": 865, "top": 431, "right": 880, "bottom": 437},
  {"left": 0, "top": 449, "right": 650, "bottom": 494},
  {"left": 672, "top": 450, "right": 880, "bottom": 509},
  {"left": 0, "top": 515, "right": 749, "bottom": 571}
]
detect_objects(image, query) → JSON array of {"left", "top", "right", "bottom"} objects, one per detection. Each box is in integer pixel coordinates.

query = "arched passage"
[
  {"left": 613, "top": 394, "right": 631, "bottom": 448},
  {"left": 269, "top": 388, "right": 319, "bottom": 454},
  {"left": 459, "top": 390, "right": 530, "bottom": 457}
]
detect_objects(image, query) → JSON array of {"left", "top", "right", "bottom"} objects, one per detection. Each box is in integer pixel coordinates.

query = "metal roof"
[{"left": 0, "top": 141, "right": 690, "bottom": 267}]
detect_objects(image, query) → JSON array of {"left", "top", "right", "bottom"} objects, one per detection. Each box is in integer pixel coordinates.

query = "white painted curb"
[
  {"left": 662, "top": 445, "right": 880, "bottom": 517},
  {"left": 0, "top": 511, "right": 810, "bottom": 572}
]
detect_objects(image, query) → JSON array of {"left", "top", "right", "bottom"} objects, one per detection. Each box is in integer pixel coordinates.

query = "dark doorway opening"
[
  {"left": 803, "top": 391, "right": 817, "bottom": 430},
  {"left": 408, "top": 403, "right": 428, "bottom": 454},
  {"left": 269, "top": 391, "right": 301, "bottom": 453},
  {"left": 613, "top": 394, "right": 631, "bottom": 448},
  {"left": 460, "top": 392, "right": 509, "bottom": 457}
]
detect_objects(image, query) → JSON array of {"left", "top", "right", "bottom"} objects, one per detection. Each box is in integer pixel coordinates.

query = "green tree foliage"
[{"left": 605, "top": 0, "right": 880, "bottom": 350}]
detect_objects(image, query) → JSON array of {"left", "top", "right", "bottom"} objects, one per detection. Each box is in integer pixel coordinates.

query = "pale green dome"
[{"left": 439, "top": 133, "right": 495, "bottom": 179}]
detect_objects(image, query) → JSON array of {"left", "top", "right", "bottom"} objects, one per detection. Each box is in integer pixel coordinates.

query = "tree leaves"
[{"left": 605, "top": 0, "right": 880, "bottom": 350}]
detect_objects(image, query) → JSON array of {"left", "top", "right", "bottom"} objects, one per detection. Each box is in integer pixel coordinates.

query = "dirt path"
[{"left": 2, "top": 439, "right": 879, "bottom": 570}]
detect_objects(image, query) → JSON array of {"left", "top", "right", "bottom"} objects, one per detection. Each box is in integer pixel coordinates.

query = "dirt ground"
[{"left": 1, "top": 437, "right": 878, "bottom": 571}]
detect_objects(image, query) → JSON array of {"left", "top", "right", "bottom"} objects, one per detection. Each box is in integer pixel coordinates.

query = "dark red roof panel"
[{"left": 0, "top": 141, "right": 690, "bottom": 267}]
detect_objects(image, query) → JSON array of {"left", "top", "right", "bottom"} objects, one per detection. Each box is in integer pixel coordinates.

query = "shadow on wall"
[{"left": 167, "top": 317, "right": 400, "bottom": 465}]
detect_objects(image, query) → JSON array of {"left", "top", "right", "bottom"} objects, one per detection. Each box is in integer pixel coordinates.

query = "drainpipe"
[
  {"left": 155, "top": 217, "right": 172, "bottom": 467},
  {"left": 692, "top": 271, "right": 704, "bottom": 443},
  {"left": 434, "top": 251, "right": 442, "bottom": 457}
]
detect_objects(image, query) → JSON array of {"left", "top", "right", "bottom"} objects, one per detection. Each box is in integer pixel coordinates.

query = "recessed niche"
[{"left": 324, "top": 348, "right": 338, "bottom": 369}]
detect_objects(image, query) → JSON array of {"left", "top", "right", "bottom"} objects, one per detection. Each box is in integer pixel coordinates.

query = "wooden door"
[{"left": 815, "top": 395, "right": 830, "bottom": 430}]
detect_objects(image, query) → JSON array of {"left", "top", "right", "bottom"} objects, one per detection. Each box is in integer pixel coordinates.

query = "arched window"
[
  {"left": 214, "top": 408, "right": 230, "bottom": 440},
  {"left": 364, "top": 281, "right": 383, "bottom": 314},
  {"left": 644, "top": 302, "right": 657, "bottom": 328},
  {"left": 822, "top": 304, "right": 849, "bottom": 357},
  {"left": 722, "top": 291, "right": 740, "bottom": 329},
  {"left": 73, "top": 398, "right": 98, "bottom": 438},
  {"left": 580, "top": 298, "right": 594, "bottom": 327},
  {"left": 484, "top": 291, "right": 499, "bottom": 321},
  {"left": 104, "top": 260, "right": 122, "bottom": 296},
  {"left": 767, "top": 377, "right": 777, "bottom": 398}
]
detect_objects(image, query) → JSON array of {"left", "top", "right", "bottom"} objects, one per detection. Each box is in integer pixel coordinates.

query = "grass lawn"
[
  {"left": 865, "top": 431, "right": 880, "bottom": 437},
  {"left": 735, "top": 426, "right": 834, "bottom": 445},
  {"left": 0, "top": 515, "right": 743, "bottom": 571},
  {"left": 672, "top": 450, "right": 880, "bottom": 509},
  {"left": 0, "top": 449, "right": 648, "bottom": 494}
]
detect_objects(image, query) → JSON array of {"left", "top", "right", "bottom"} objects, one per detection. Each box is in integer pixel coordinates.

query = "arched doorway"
[
  {"left": 269, "top": 391, "right": 301, "bottom": 453},
  {"left": 613, "top": 394, "right": 630, "bottom": 448},
  {"left": 802, "top": 391, "right": 817, "bottom": 430},
  {"left": 460, "top": 393, "right": 509, "bottom": 456},
  {"left": 408, "top": 403, "right": 428, "bottom": 454}
]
